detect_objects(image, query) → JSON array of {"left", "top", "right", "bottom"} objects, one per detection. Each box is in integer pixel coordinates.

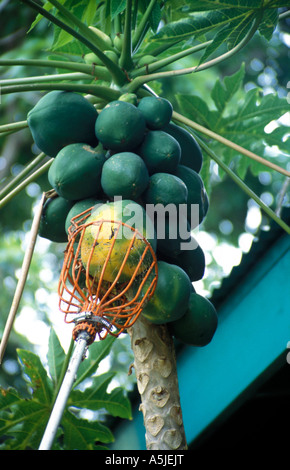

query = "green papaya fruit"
[
  {"left": 162, "top": 235, "right": 205, "bottom": 282},
  {"left": 81, "top": 199, "right": 157, "bottom": 283},
  {"left": 113, "top": 33, "right": 123, "bottom": 52},
  {"left": 27, "top": 91, "right": 98, "bottom": 157},
  {"left": 138, "top": 261, "right": 192, "bottom": 324},
  {"left": 137, "top": 96, "right": 173, "bottom": 130},
  {"left": 88, "top": 26, "right": 113, "bottom": 50},
  {"left": 169, "top": 292, "right": 218, "bottom": 346},
  {"left": 156, "top": 214, "right": 191, "bottom": 258},
  {"left": 101, "top": 152, "right": 149, "bottom": 199},
  {"left": 143, "top": 172, "right": 187, "bottom": 207},
  {"left": 137, "top": 130, "right": 181, "bottom": 174},
  {"left": 95, "top": 100, "right": 146, "bottom": 151},
  {"left": 174, "top": 164, "right": 208, "bottom": 228},
  {"left": 137, "top": 55, "right": 157, "bottom": 67},
  {"left": 39, "top": 196, "right": 74, "bottom": 242},
  {"left": 65, "top": 197, "right": 104, "bottom": 235},
  {"left": 118, "top": 93, "right": 138, "bottom": 105},
  {"left": 163, "top": 122, "right": 202, "bottom": 173},
  {"left": 84, "top": 50, "right": 119, "bottom": 65},
  {"left": 48, "top": 143, "right": 106, "bottom": 200}
]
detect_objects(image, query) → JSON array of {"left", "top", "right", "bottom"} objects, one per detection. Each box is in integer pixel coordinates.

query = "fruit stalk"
[
  {"left": 193, "top": 131, "right": 290, "bottom": 235},
  {"left": 0, "top": 82, "right": 120, "bottom": 101},
  {"left": 21, "top": 0, "right": 127, "bottom": 86},
  {"left": 128, "top": 315, "right": 187, "bottom": 450}
]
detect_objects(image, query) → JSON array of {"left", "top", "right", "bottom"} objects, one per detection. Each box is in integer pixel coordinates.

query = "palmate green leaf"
[
  {"left": 182, "top": 0, "right": 262, "bottom": 12},
  {"left": 154, "top": 1, "right": 282, "bottom": 66},
  {"left": 198, "top": 13, "right": 255, "bottom": 64},
  {"left": 210, "top": 62, "right": 245, "bottom": 113},
  {"left": 32, "top": 0, "right": 100, "bottom": 56},
  {"left": 47, "top": 328, "right": 66, "bottom": 386},
  {"left": 17, "top": 349, "right": 53, "bottom": 405},
  {"left": 62, "top": 411, "right": 114, "bottom": 450},
  {"left": 70, "top": 372, "right": 132, "bottom": 420},
  {"left": 75, "top": 335, "right": 116, "bottom": 387},
  {"left": 1, "top": 398, "right": 50, "bottom": 450},
  {"left": 180, "top": 0, "right": 288, "bottom": 12},
  {"left": 258, "top": 8, "right": 278, "bottom": 40},
  {"left": 0, "top": 330, "right": 129, "bottom": 449},
  {"left": 153, "top": 9, "right": 250, "bottom": 43},
  {"left": 176, "top": 64, "right": 290, "bottom": 179},
  {"left": 110, "top": 0, "right": 126, "bottom": 19},
  {"left": 225, "top": 88, "right": 290, "bottom": 132},
  {"left": 0, "top": 386, "right": 50, "bottom": 450}
]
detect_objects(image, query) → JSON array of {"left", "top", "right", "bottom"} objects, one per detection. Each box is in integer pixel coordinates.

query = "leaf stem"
[
  {"left": 0, "top": 152, "right": 46, "bottom": 199},
  {"left": 0, "top": 72, "right": 96, "bottom": 87},
  {"left": 279, "top": 9, "right": 290, "bottom": 20},
  {"left": 132, "top": 0, "right": 158, "bottom": 50},
  {"left": 0, "top": 71, "right": 110, "bottom": 86},
  {"left": 173, "top": 111, "right": 290, "bottom": 176},
  {"left": 119, "top": 0, "right": 134, "bottom": 70},
  {"left": 45, "top": 0, "right": 126, "bottom": 84},
  {"left": 0, "top": 82, "right": 121, "bottom": 100},
  {"left": 199, "top": 137, "right": 290, "bottom": 234},
  {"left": 172, "top": 111, "right": 290, "bottom": 177},
  {"left": 20, "top": 0, "right": 127, "bottom": 86},
  {"left": 174, "top": 115, "right": 290, "bottom": 234},
  {"left": 0, "top": 58, "right": 110, "bottom": 81},
  {"left": 0, "top": 159, "right": 53, "bottom": 210},
  {"left": 0, "top": 120, "right": 28, "bottom": 134},
  {"left": 131, "top": 40, "right": 212, "bottom": 78},
  {"left": 128, "top": 12, "right": 261, "bottom": 91}
]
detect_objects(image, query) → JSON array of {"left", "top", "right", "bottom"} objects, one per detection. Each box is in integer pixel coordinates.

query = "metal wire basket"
[{"left": 58, "top": 207, "right": 158, "bottom": 343}]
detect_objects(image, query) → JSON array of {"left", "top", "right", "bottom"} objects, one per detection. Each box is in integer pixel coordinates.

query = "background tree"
[{"left": 0, "top": 0, "right": 289, "bottom": 450}]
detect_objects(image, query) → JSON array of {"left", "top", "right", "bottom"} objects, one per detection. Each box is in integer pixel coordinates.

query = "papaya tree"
[{"left": 0, "top": 0, "right": 289, "bottom": 451}]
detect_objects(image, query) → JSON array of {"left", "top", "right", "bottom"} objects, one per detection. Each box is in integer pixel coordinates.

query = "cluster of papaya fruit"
[{"left": 27, "top": 90, "right": 217, "bottom": 347}]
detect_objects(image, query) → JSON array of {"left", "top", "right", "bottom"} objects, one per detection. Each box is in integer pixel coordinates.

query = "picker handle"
[{"left": 39, "top": 332, "right": 90, "bottom": 450}]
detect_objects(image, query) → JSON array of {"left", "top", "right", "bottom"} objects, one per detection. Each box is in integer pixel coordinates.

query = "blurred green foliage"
[{"left": 0, "top": 1, "right": 289, "bottom": 448}]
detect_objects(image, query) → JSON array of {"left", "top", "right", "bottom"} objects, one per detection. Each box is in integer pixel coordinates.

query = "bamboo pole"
[{"left": 0, "top": 192, "right": 47, "bottom": 363}]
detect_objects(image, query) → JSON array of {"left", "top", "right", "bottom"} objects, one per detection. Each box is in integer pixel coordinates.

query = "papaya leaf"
[
  {"left": 27, "top": 2, "right": 55, "bottom": 32},
  {"left": 181, "top": 0, "right": 285, "bottom": 12},
  {"left": 258, "top": 8, "right": 278, "bottom": 40},
  {"left": 0, "top": 384, "right": 51, "bottom": 450},
  {"left": 154, "top": 1, "right": 282, "bottom": 65},
  {"left": 0, "top": 331, "right": 129, "bottom": 449},
  {"left": 0, "top": 386, "right": 22, "bottom": 411},
  {"left": 110, "top": 0, "right": 126, "bottom": 19},
  {"left": 153, "top": 9, "right": 248, "bottom": 43},
  {"left": 75, "top": 334, "right": 116, "bottom": 387},
  {"left": 0, "top": 398, "right": 50, "bottom": 450},
  {"left": 210, "top": 62, "right": 245, "bottom": 113},
  {"left": 81, "top": 0, "right": 99, "bottom": 26},
  {"left": 47, "top": 328, "right": 66, "bottom": 386},
  {"left": 70, "top": 372, "right": 132, "bottom": 419},
  {"left": 62, "top": 411, "right": 114, "bottom": 450},
  {"left": 176, "top": 94, "right": 219, "bottom": 130},
  {"left": 182, "top": 0, "right": 262, "bottom": 12},
  {"left": 148, "top": 0, "right": 162, "bottom": 33},
  {"left": 17, "top": 349, "right": 53, "bottom": 405},
  {"left": 176, "top": 65, "right": 290, "bottom": 180}
]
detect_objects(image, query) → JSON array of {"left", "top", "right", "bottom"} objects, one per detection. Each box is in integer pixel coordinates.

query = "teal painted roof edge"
[
  {"left": 111, "top": 208, "right": 290, "bottom": 450},
  {"left": 210, "top": 206, "right": 290, "bottom": 310}
]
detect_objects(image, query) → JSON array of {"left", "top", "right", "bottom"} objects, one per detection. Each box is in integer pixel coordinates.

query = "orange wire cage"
[{"left": 58, "top": 207, "right": 158, "bottom": 343}]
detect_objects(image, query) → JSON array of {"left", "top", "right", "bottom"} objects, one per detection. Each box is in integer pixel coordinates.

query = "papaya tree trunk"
[{"left": 128, "top": 315, "right": 187, "bottom": 450}]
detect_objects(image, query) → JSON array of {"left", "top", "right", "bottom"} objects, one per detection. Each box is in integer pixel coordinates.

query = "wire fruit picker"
[{"left": 0, "top": 192, "right": 158, "bottom": 450}]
